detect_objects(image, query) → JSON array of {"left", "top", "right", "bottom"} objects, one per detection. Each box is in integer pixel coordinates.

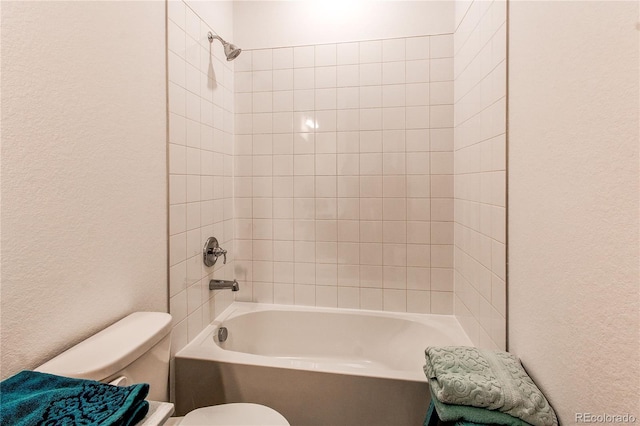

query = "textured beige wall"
[
  {"left": 509, "top": 1, "right": 639, "bottom": 422},
  {"left": 233, "top": 1, "right": 454, "bottom": 50},
  {"left": 1, "top": 1, "right": 167, "bottom": 378}
]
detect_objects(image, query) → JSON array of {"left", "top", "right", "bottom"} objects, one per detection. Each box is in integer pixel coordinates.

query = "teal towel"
[
  {"left": 430, "top": 382, "right": 532, "bottom": 426},
  {"left": 424, "top": 399, "right": 491, "bottom": 426},
  {"left": 424, "top": 347, "right": 558, "bottom": 426},
  {"left": 0, "top": 370, "right": 149, "bottom": 426}
]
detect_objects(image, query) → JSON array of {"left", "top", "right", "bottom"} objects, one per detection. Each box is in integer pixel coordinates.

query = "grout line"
[{"left": 244, "top": 32, "right": 455, "bottom": 52}]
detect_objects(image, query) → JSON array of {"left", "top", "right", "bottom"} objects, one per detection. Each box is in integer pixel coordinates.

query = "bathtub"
[{"left": 175, "top": 302, "right": 472, "bottom": 425}]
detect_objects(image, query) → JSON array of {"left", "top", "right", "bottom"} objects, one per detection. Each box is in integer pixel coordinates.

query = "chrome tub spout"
[{"left": 209, "top": 279, "right": 239, "bottom": 292}]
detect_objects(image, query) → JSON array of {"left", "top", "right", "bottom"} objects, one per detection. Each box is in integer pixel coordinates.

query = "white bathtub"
[{"left": 175, "top": 302, "right": 472, "bottom": 425}]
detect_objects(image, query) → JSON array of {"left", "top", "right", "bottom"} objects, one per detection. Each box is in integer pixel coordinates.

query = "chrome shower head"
[
  {"left": 224, "top": 43, "right": 242, "bottom": 61},
  {"left": 207, "top": 32, "right": 242, "bottom": 61}
]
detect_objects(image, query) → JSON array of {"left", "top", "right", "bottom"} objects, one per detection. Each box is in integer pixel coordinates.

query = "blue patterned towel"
[{"left": 0, "top": 370, "right": 149, "bottom": 426}]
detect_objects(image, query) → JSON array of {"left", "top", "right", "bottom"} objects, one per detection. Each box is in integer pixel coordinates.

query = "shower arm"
[{"left": 207, "top": 32, "right": 223, "bottom": 44}]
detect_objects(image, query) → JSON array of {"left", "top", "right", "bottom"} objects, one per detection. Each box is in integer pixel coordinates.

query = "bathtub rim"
[{"left": 175, "top": 302, "right": 473, "bottom": 383}]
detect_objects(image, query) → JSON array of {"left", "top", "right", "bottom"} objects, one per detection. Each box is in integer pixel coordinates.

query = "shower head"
[{"left": 207, "top": 32, "right": 242, "bottom": 61}]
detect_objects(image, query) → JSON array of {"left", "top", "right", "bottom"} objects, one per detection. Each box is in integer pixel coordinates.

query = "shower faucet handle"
[
  {"left": 215, "top": 247, "right": 227, "bottom": 264},
  {"left": 203, "top": 237, "right": 227, "bottom": 267}
]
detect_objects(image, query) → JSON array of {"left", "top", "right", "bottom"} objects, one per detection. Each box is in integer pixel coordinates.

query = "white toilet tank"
[{"left": 36, "top": 312, "right": 172, "bottom": 401}]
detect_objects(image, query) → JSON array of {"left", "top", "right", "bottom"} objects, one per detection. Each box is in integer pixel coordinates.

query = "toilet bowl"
[
  {"left": 177, "top": 403, "right": 288, "bottom": 425},
  {"left": 35, "top": 312, "right": 289, "bottom": 426}
]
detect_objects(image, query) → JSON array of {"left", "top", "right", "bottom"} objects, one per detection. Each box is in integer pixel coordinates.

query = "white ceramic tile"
[
  {"left": 170, "top": 290, "right": 188, "bottom": 323},
  {"left": 293, "top": 46, "right": 315, "bottom": 68},
  {"left": 360, "top": 176, "right": 383, "bottom": 198},
  {"left": 382, "top": 62, "right": 405, "bottom": 85},
  {"left": 383, "top": 152, "right": 406, "bottom": 175},
  {"left": 383, "top": 38, "right": 406, "bottom": 62},
  {"left": 315, "top": 66, "right": 337, "bottom": 88},
  {"left": 336, "top": 131, "right": 359, "bottom": 154},
  {"left": 383, "top": 198, "right": 406, "bottom": 220},
  {"left": 360, "top": 288, "right": 383, "bottom": 310},
  {"left": 169, "top": 232, "right": 187, "bottom": 266},
  {"left": 273, "top": 283, "right": 294, "bottom": 305},
  {"left": 431, "top": 268, "right": 453, "bottom": 291},
  {"left": 359, "top": 40, "right": 382, "bottom": 63},
  {"left": 359, "top": 63, "right": 382, "bottom": 86},
  {"left": 295, "top": 262, "right": 316, "bottom": 285},
  {"left": 431, "top": 291, "right": 453, "bottom": 314},
  {"left": 360, "top": 221, "right": 382, "bottom": 243},
  {"left": 170, "top": 204, "right": 187, "bottom": 236},
  {"left": 294, "top": 284, "right": 315, "bottom": 305},
  {"left": 430, "top": 58, "right": 453, "bottom": 82},
  {"left": 406, "top": 129, "right": 429, "bottom": 152},
  {"left": 167, "top": 0, "right": 185, "bottom": 28},
  {"left": 337, "top": 65, "right": 360, "bottom": 87},
  {"left": 431, "top": 245, "right": 453, "bottom": 268},
  {"left": 186, "top": 202, "right": 201, "bottom": 230},
  {"left": 294, "top": 68, "right": 314, "bottom": 90},
  {"left": 383, "top": 289, "right": 406, "bottom": 312},
  {"left": 168, "top": 21, "right": 186, "bottom": 59},
  {"left": 383, "top": 175, "right": 406, "bottom": 198},
  {"left": 360, "top": 86, "right": 382, "bottom": 109},
  {"left": 407, "top": 267, "right": 430, "bottom": 291},
  {"left": 360, "top": 108, "right": 382, "bottom": 131},
  {"left": 382, "top": 85, "right": 406, "bottom": 108},
  {"left": 337, "top": 176, "right": 359, "bottom": 198},
  {"left": 316, "top": 286, "right": 338, "bottom": 307},
  {"left": 406, "top": 36, "right": 430, "bottom": 60},
  {"left": 273, "top": 48, "right": 294, "bottom": 69},
  {"left": 406, "top": 152, "right": 430, "bottom": 175},
  {"left": 273, "top": 91, "right": 293, "bottom": 113},
  {"left": 184, "top": 8, "right": 200, "bottom": 41},
  {"left": 406, "top": 60, "right": 429, "bottom": 83},
  {"left": 360, "top": 131, "right": 382, "bottom": 153},
  {"left": 253, "top": 282, "right": 274, "bottom": 303},
  {"left": 315, "top": 89, "right": 337, "bottom": 111},
  {"left": 381, "top": 130, "right": 404, "bottom": 153},
  {"left": 430, "top": 81, "right": 454, "bottom": 105},
  {"left": 169, "top": 113, "right": 186, "bottom": 145},
  {"left": 273, "top": 69, "right": 294, "bottom": 91},
  {"left": 407, "top": 198, "right": 431, "bottom": 221},
  {"left": 407, "top": 290, "right": 430, "bottom": 313},
  {"left": 315, "top": 110, "right": 337, "bottom": 132},
  {"left": 430, "top": 34, "right": 454, "bottom": 58},
  {"left": 315, "top": 44, "right": 337, "bottom": 66},
  {"left": 360, "top": 199, "right": 382, "bottom": 221},
  {"left": 234, "top": 49, "right": 252, "bottom": 72},
  {"left": 360, "top": 153, "right": 382, "bottom": 175},
  {"left": 252, "top": 70, "right": 273, "bottom": 92},
  {"left": 431, "top": 105, "right": 454, "bottom": 128},
  {"left": 337, "top": 110, "right": 359, "bottom": 132},
  {"left": 252, "top": 49, "right": 273, "bottom": 71},
  {"left": 170, "top": 175, "right": 187, "bottom": 205},
  {"left": 382, "top": 107, "right": 405, "bottom": 130},
  {"left": 337, "top": 42, "right": 359, "bottom": 65},
  {"left": 430, "top": 128, "right": 453, "bottom": 151}
]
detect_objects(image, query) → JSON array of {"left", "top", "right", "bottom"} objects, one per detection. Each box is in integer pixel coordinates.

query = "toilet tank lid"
[{"left": 35, "top": 312, "right": 172, "bottom": 381}]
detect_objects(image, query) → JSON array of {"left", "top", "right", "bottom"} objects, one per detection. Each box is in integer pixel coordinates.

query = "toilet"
[{"left": 35, "top": 312, "right": 289, "bottom": 426}]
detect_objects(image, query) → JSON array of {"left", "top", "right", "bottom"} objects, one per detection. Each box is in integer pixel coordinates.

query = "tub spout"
[{"left": 209, "top": 279, "right": 239, "bottom": 292}]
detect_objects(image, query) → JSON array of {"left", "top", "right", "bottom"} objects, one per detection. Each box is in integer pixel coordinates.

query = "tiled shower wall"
[
  {"left": 167, "top": 1, "right": 235, "bottom": 355},
  {"left": 233, "top": 36, "right": 456, "bottom": 313},
  {"left": 453, "top": 0, "right": 507, "bottom": 349}
]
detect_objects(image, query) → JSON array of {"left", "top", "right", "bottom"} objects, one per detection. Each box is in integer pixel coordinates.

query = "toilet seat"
[{"left": 180, "top": 403, "right": 290, "bottom": 426}]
